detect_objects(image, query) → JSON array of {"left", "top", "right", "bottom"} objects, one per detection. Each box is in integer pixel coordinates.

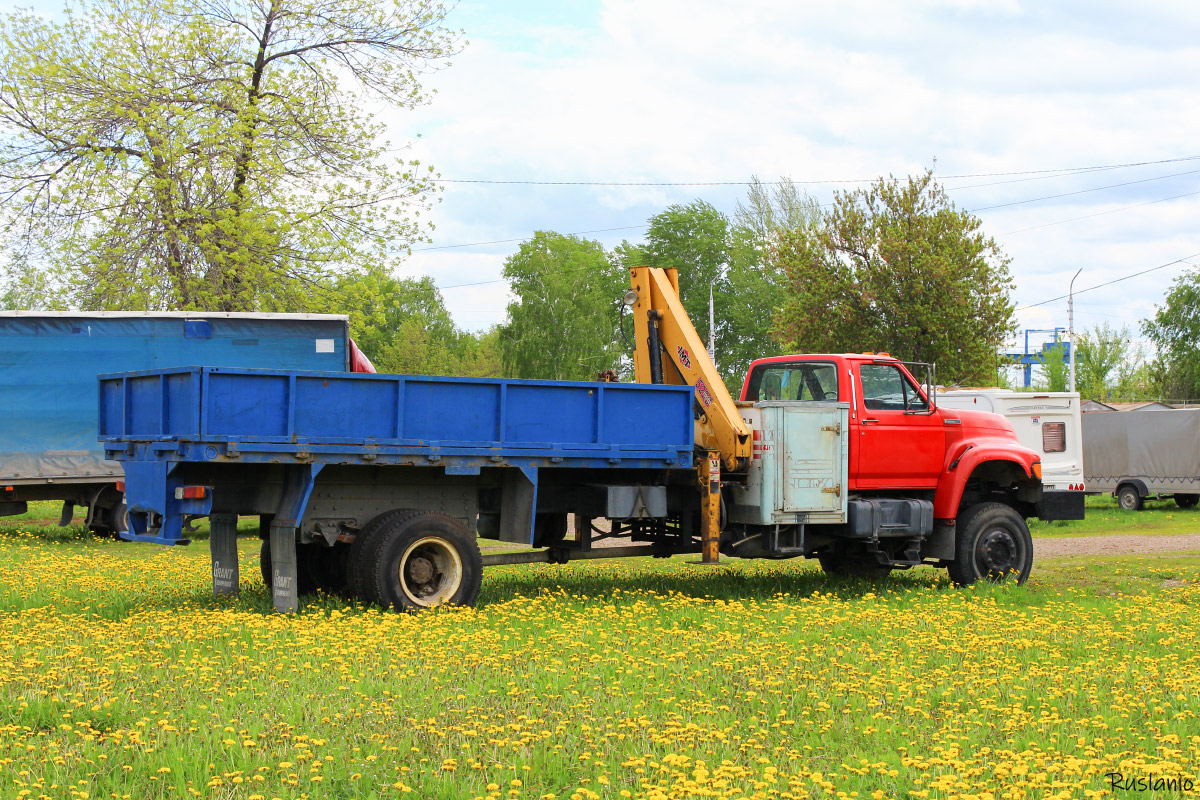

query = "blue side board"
[{"left": 100, "top": 368, "right": 696, "bottom": 544}]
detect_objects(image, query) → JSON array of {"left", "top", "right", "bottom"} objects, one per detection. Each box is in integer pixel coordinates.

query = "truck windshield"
[{"left": 745, "top": 363, "right": 837, "bottom": 401}]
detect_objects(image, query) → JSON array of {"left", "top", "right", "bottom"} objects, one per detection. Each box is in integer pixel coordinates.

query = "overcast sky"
[
  {"left": 8, "top": 0, "right": 1199, "bottom": 367},
  {"left": 383, "top": 0, "right": 1200, "bottom": 365}
]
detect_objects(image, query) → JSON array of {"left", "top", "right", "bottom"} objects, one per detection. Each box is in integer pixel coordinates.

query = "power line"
[
  {"left": 969, "top": 167, "right": 1200, "bottom": 212},
  {"left": 423, "top": 162, "right": 1200, "bottom": 293},
  {"left": 996, "top": 189, "right": 1200, "bottom": 236},
  {"left": 430, "top": 155, "right": 1200, "bottom": 187},
  {"left": 413, "top": 224, "right": 646, "bottom": 253},
  {"left": 1016, "top": 255, "right": 1200, "bottom": 311},
  {"left": 438, "top": 276, "right": 510, "bottom": 290},
  {"left": 419, "top": 162, "right": 1200, "bottom": 256}
]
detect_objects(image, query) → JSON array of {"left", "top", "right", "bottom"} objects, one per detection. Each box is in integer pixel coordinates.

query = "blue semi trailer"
[{"left": 0, "top": 312, "right": 370, "bottom": 532}]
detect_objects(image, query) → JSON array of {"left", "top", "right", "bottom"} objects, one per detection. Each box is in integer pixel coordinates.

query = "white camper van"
[{"left": 937, "top": 389, "right": 1086, "bottom": 519}]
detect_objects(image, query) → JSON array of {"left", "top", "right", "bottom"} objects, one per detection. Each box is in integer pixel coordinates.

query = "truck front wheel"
[
  {"left": 366, "top": 510, "right": 483, "bottom": 611},
  {"left": 948, "top": 502, "right": 1033, "bottom": 586}
]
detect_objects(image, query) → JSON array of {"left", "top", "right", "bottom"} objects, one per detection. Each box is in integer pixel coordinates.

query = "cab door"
[{"left": 852, "top": 362, "right": 944, "bottom": 489}]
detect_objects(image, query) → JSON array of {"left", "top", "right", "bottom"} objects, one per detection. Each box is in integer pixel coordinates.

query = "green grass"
[
  {"left": 1, "top": 514, "right": 1198, "bottom": 800},
  {"left": 0, "top": 501, "right": 261, "bottom": 541},
  {"left": 13, "top": 494, "right": 1199, "bottom": 545},
  {"left": 1029, "top": 495, "right": 1200, "bottom": 538}
]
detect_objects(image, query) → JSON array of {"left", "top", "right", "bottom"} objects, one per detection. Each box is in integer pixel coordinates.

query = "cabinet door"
[
  {"left": 778, "top": 405, "right": 847, "bottom": 513},
  {"left": 853, "top": 363, "right": 944, "bottom": 489}
]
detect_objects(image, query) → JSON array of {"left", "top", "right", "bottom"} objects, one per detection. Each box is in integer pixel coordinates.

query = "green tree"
[
  {"left": 615, "top": 201, "right": 737, "bottom": 382},
  {"left": 769, "top": 170, "right": 1016, "bottom": 384},
  {"left": 724, "top": 177, "right": 824, "bottom": 383},
  {"left": 0, "top": 0, "right": 457, "bottom": 312},
  {"left": 636, "top": 201, "right": 729, "bottom": 328},
  {"left": 1034, "top": 343, "right": 1069, "bottom": 392},
  {"left": 1074, "top": 322, "right": 1131, "bottom": 399},
  {"left": 615, "top": 188, "right": 818, "bottom": 389},
  {"left": 500, "top": 232, "right": 624, "bottom": 381},
  {"left": 453, "top": 326, "right": 503, "bottom": 378},
  {"left": 1113, "top": 342, "right": 1159, "bottom": 400},
  {"left": 1144, "top": 269, "right": 1200, "bottom": 400},
  {"left": 332, "top": 273, "right": 461, "bottom": 375}
]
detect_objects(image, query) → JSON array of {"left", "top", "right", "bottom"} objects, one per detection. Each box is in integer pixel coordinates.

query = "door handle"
[{"left": 861, "top": 418, "right": 880, "bottom": 425}]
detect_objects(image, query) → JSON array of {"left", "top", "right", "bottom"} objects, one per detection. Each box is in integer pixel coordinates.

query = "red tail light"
[{"left": 174, "top": 486, "right": 208, "bottom": 500}]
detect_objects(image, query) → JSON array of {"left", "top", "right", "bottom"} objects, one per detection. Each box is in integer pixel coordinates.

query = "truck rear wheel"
[
  {"left": 1116, "top": 485, "right": 1143, "bottom": 511},
  {"left": 947, "top": 502, "right": 1033, "bottom": 586},
  {"left": 365, "top": 510, "right": 482, "bottom": 611},
  {"left": 348, "top": 509, "right": 430, "bottom": 603}
]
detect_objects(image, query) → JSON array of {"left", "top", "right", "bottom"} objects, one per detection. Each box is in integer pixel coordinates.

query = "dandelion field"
[{"left": 1, "top": 523, "right": 1198, "bottom": 800}]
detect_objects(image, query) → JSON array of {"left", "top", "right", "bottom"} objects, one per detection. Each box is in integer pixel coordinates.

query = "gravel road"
[
  {"left": 499, "top": 517, "right": 1200, "bottom": 558},
  {"left": 1034, "top": 534, "right": 1200, "bottom": 558}
]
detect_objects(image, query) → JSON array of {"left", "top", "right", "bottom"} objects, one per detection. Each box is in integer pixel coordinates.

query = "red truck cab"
[{"left": 739, "top": 353, "right": 1075, "bottom": 582}]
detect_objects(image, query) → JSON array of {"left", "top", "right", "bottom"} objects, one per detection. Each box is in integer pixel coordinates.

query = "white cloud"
[{"left": 381, "top": 0, "right": 1200, "bottom": 340}]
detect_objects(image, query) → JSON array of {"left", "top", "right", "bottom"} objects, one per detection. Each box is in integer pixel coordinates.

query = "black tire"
[
  {"left": 260, "top": 539, "right": 318, "bottom": 595},
  {"left": 346, "top": 510, "right": 413, "bottom": 603},
  {"left": 366, "top": 510, "right": 482, "bottom": 611},
  {"left": 817, "top": 553, "right": 892, "bottom": 579},
  {"left": 947, "top": 502, "right": 1033, "bottom": 586},
  {"left": 1175, "top": 494, "right": 1199, "bottom": 509},
  {"left": 1116, "top": 485, "right": 1143, "bottom": 511},
  {"left": 259, "top": 539, "right": 271, "bottom": 587},
  {"left": 88, "top": 502, "right": 129, "bottom": 539},
  {"left": 532, "top": 513, "right": 568, "bottom": 548},
  {"left": 302, "top": 542, "right": 349, "bottom": 594},
  {"left": 110, "top": 502, "right": 128, "bottom": 533}
]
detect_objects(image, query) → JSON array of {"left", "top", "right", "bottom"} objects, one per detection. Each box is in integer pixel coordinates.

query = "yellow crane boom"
[{"left": 628, "top": 266, "right": 752, "bottom": 473}]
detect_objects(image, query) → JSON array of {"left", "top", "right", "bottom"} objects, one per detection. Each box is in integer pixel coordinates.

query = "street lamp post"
[{"left": 1068, "top": 268, "right": 1082, "bottom": 393}]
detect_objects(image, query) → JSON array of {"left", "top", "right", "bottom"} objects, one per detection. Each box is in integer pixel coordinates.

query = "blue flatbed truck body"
[
  {"left": 0, "top": 312, "right": 356, "bottom": 530},
  {"left": 100, "top": 367, "right": 696, "bottom": 612}
]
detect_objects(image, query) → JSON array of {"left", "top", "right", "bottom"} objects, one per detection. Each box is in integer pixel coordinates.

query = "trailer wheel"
[
  {"left": 367, "top": 510, "right": 482, "bottom": 611},
  {"left": 1175, "top": 494, "right": 1198, "bottom": 509},
  {"left": 89, "top": 503, "right": 129, "bottom": 538},
  {"left": 305, "top": 543, "right": 349, "bottom": 594},
  {"left": 1116, "top": 485, "right": 1143, "bottom": 511},
  {"left": 947, "top": 502, "right": 1033, "bottom": 586},
  {"left": 259, "top": 539, "right": 318, "bottom": 595},
  {"left": 532, "top": 513, "right": 568, "bottom": 547},
  {"left": 817, "top": 553, "right": 892, "bottom": 579}
]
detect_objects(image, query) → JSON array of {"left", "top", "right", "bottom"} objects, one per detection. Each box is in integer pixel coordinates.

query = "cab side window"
[{"left": 860, "top": 364, "right": 928, "bottom": 411}]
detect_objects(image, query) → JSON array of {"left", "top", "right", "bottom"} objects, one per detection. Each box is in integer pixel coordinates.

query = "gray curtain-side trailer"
[
  {"left": 1082, "top": 408, "right": 1200, "bottom": 510},
  {"left": 0, "top": 312, "right": 358, "bottom": 531}
]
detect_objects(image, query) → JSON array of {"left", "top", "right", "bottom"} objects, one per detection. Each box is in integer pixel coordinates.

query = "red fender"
[{"left": 934, "top": 435, "right": 1040, "bottom": 519}]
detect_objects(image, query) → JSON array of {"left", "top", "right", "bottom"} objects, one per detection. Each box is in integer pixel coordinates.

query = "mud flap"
[
  {"left": 268, "top": 464, "right": 323, "bottom": 614},
  {"left": 270, "top": 521, "right": 299, "bottom": 613},
  {"left": 209, "top": 513, "right": 239, "bottom": 596},
  {"left": 499, "top": 466, "right": 538, "bottom": 545}
]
